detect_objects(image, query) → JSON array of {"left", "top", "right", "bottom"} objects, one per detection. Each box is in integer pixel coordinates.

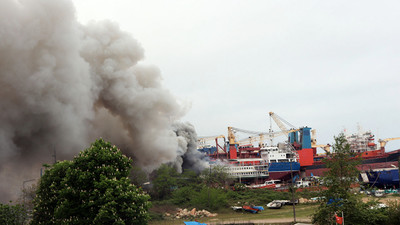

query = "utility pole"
[
  {"left": 290, "top": 158, "right": 297, "bottom": 223},
  {"left": 52, "top": 147, "right": 56, "bottom": 164},
  {"left": 208, "top": 164, "right": 211, "bottom": 208}
]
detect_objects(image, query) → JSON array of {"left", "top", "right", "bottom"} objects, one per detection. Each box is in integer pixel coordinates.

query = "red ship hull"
[
  {"left": 268, "top": 171, "right": 299, "bottom": 180},
  {"left": 302, "top": 149, "right": 400, "bottom": 177}
]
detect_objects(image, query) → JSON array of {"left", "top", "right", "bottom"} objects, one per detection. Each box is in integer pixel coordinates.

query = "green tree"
[
  {"left": 32, "top": 139, "right": 151, "bottom": 225},
  {"left": 177, "top": 169, "right": 200, "bottom": 188},
  {"left": 150, "top": 164, "right": 178, "bottom": 199},
  {"left": 322, "top": 133, "right": 360, "bottom": 198},
  {"left": 129, "top": 165, "right": 148, "bottom": 187},
  {"left": 190, "top": 186, "right": 228, "bottom": 211},
  {"left": 312, "top": 133, "right": 363, "bottom": 225},
  {"left": 311, "top": 133, "right": 396, "bottom": 225},
  {"left": 0, "top": 202, "right": 28, "bottom": 225},
  {"left": 200, "top": 165, "right": 233, "bottom": 188},
  {"left": 171, "top": 186, "right": 196, "bottom": 206}
]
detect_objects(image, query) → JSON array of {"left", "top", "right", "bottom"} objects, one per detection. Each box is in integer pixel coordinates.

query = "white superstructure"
[
  {"left": 226, "top": 164, "right": 269, "bottom": 179},
  {"left": 260, "top": 144, "right": 298, "bottom": 163}
]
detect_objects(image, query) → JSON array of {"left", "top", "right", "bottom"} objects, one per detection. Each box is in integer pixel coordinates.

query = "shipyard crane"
[
  {"left": 197, "top": 135, "right": 226, "bottom": 156},
  {"left": 379, "top": 137, "right": 400, "bottom": 148},
  {"left": 238, "top": 130, "right": 300, "bottom": 146},
  {"left": 228, "top": 126, "right": 266, "bottom": 146},
  {"left": 310, "top": 129, "right": 330, "bottom": 152},
  {"left": 269, "top": 112, "right": 297, "bottom": 136},
  {"left": 238, "top": 134, "right": 269, "bottom": 147},
  {"left": 197, "top": 135, "right": 225, "bottom": 147},
  {"left": 228, "top": 127, "right": 239, "bottom": 145},
  {"left": 311, "top": 129, "right": 318, "bottom": 147},
  {"left": 229, "top": 112, "right": 301, "bottom": 147},
  {"left": 312, "top": 144, "right": 331, "bottom": 153},
  {"left": 228, "top": 126, "right": 287, "bottom": 147}
]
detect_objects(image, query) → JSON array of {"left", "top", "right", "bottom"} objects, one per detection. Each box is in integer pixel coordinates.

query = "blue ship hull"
[
  {"left": 268, "top": 162, "right": 300, "bottom": 172},
  {"left": 366, "top": 168, "right": 399, "bottom": 187}
]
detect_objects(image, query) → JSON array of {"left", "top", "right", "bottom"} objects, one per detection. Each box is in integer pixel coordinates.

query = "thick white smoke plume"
[{"left": 0, "top": 0, "right": 205, "bottom": 202}]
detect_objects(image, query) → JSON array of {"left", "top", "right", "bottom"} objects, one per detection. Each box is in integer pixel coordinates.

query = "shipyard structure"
[{"left": 197, "top": 112, "right": 400, "bottom": 189}]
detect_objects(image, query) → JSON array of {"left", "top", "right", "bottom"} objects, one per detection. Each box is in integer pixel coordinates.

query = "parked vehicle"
[
  {"left": 266, "top": 200, "right": 283, "bottom": 209},
  {"left": 295, "top": 180, "right": 311, "bottom": 188},
  {"left": 374, "top": 189, "right": 385, "bottom": 197},
  {"left": 242, "top": 205, "right": 261, "bottom": 213},
  {"left": 231, "top": 206, "right": 242, "bottom": 211}
]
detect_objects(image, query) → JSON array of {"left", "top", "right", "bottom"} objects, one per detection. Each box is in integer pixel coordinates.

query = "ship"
[
  {"left": 197, "top": 112, "right": 400, "bottom": 187},
  {"left": 246, "top": 179, "right": 283, "bottom": 189},
  {"left": 360, "top": 168, "right": 399, "bottom": 188},
  {"left": 198, "top": 127, "right": 301, "bottom": 184},
  {"left": 265, "top": 115, "right": 400, "bottom": 188},
  {"left": 302, "top": 129, "right": 400, "bottom": 188},
  {"left": 259, "top": 144, "right": 300, "bottom": 180}
]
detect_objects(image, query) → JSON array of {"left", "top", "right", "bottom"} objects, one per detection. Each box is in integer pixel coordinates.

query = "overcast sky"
[{"left": 72, "top": 0, "right": 400, "bottom": 152}]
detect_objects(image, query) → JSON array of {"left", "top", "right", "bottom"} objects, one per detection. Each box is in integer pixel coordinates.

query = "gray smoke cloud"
[
  {"left": 173, "top": 122, "right": 209, "bottom": 173},
  {"left": 0, "top": 0, "right": 205, "bottom": 202}
]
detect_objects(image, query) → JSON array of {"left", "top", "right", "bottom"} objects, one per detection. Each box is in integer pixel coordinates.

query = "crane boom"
[
  {"left": 229, "top": 112, "right": 298, "bottom": 146},
  {"left": 312, "top": 144, "right": 331, "bottom": 153},
  {"left": 238, "top": 133, "right": 274, "bottom": 147},
  {"left": 230, "top": 127, "right": 268, "bottom": 135},
  {"left": 229, "top": 126, "right": 268, "bottom": 145},
  {"left": 230, "top": 126, "right": 299, "bottom": 147},
  {"left": 269, "top": 112, "right": 296, "bottom": 136},
  {"left": 379, "top": 137, "right": 400, "bottom": 148},
  {"left": 198, "top": 135, "right": 225, "bottom": 146}
]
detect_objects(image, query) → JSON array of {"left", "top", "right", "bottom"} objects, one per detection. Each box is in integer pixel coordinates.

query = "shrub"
[
  {"left": 190, "top": 187, "right": 228, "bottom": 211},
  {"left": 387, "top": 200, "right": 400, "bottom": 225},
  {"left": 171, "top": 186, "right": 197, "bottom": 206},
  {"left": 0, "top": 203, "right": 28, "bottom": 225}
]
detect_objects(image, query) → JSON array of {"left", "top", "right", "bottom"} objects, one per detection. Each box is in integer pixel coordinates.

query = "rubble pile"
[
  {"left": 164, "top": 208, "right": 218, "bottom": 219},
  {"left": 299, "top": 198, "right": 319, "bottom": 203}
]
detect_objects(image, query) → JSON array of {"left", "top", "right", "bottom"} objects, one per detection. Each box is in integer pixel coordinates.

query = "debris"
[{"left": 165, "top": 208, "right": 218, "bottom": 219}]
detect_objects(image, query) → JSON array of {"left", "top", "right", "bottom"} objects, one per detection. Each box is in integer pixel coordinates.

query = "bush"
[
  {"left": 387, "top": 200, "right": 400, "bottom": 225},
  {"left": 150, "top": 164, "right": 179, "bottom": 199},
  {"left": 312, "top": 196, "right": 392, "bottom": 225},
  {"left": 233, "top": 183, "right": 247, "bottom": 191},
  {"left": 171, "top": 186, "right": 197, "bottom": 206},
  {"left": 0, "top": 203, "right": 28, "bottom": 225},
  {"left": 190, "top": 187, "right": 228, "bottom": 211}
]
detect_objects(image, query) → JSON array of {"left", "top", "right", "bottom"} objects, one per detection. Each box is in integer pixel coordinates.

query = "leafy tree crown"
[{"left": 32, "top": 139, "right": 150, "bottom": 225}]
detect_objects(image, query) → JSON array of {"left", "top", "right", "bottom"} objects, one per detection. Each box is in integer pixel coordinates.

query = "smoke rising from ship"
[{"left": 0, "top": 0, "right": 204, "bottom": 201}]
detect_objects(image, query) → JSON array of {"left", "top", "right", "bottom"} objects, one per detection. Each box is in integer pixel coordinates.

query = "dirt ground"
[
  {"left": 207, "top": 218, "right": 311, "bottom": 225},
  {"left": 362, "top": 195, "right": 400, "bottom": 204}
]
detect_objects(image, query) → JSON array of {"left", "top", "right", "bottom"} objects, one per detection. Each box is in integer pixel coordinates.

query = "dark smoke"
[
  {"left": 173, "top": 122, "right": 208, "bottom": 173},
  {"left": 0, "top": 0, "right": 205, "bottom": 202}
]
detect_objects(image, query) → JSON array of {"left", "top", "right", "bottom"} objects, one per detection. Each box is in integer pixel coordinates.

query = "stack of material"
[{"left": 165, "top": 208, "right": 218, "bottom": 219}]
